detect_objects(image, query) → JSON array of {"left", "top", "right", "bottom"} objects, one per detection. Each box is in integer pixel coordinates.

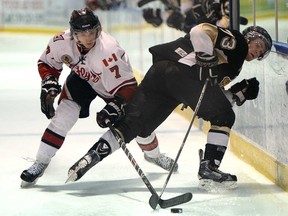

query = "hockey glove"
[
  {"left": 195, "top": 52, "right": 219, "bottom": 86},
  {"left": 229, "top": 77, "right": 260, "bottom": 106},
  {"left": 40, "top": 76, "right": 61, "bottom": 119},
  {"left": 96, "top": 96, "right": 125, "bottom": 128},
  {"left": 166, "top": 9, "right": 185, "bottom": 31},
  {"left": 142, "top": 8, "right": 163, "bottom": 27}
]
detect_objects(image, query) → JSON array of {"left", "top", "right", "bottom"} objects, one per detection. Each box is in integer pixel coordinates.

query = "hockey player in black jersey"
[{"left": 67, "top": 23, "right": 272, "bottom": 190}]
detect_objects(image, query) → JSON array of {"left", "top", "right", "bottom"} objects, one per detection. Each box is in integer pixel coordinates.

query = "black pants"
[
  {"left": 60, "top": 71, "right": 97, "bottom": 118},
  {"left": 115, "top": 60, "right": 233, "bottom": 143}
]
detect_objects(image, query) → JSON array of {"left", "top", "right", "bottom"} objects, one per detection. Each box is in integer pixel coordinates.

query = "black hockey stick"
[
  {"left": 106, "top": 121, "right": 192, "bottom": 209},
  {"left": 150, "top": 78, "right": 209, "bottom": 204}
]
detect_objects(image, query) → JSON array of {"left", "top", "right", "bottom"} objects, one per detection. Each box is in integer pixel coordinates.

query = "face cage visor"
[
  {"left": 72, "top": 24, "right": 102, "bottom": 39},
  {"left": 246, "top": 31, "right": 272, "bottom": 61}
]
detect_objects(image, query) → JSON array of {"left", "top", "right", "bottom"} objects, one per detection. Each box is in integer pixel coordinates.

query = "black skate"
[
  {"left": 66, "top": 150, "right": 101, "bottom": 183},
  {"left": 20, "top": 161, "right": 48, "bottom": 188},
  {"left": 198, "top": 149, "right": 237, "bottom": 191},
  {"left": 66, "top": 139, "right": 111, "bottom": 183},
  {"left": 144, "top": 153, "right": 178, "bottom": 172}
]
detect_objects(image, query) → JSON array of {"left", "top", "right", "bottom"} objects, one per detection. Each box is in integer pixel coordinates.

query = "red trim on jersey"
[
  {"left": 115, "top": 84, "right": 137, "bottom": 103},
  {"left": 138, "top": 136, "right": 159, "bottom": 151},
  {"left": 109, "top": 77, "right": 137, "bottom": 97},
  {"left": 41, "top": 128, "right": 65, "bottom": 149},
  {"left": 38, "top": 61, "right": 61, "bottom": 80}
]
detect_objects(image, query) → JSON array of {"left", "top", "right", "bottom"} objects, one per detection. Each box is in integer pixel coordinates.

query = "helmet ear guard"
[{"left": 242, "top": 26, "right": 272, "bottom": 60}]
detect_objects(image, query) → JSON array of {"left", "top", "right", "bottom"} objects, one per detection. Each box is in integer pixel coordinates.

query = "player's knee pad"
[
  {"left": 48, "top": 99, "right": 80, "bottom": 137},
  {"left": 210, "top": 109, "right": 235, "bottom": 128},
  {"left": 207, "top": 109, "right": 235, "bottom": 149}
]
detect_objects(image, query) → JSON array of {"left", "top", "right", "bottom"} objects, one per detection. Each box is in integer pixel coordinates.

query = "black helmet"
[
  {"left": 242, "top": 26, "right": 272, "bottom": 60},
  {"left": 69, "top": 8, "right": 101, "bottom": 36}
]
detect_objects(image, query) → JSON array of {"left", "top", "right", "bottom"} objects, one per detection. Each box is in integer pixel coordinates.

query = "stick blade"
[
  {"left": 159, "top": 192, "right": 193, "bottom": 209},
  {"left": 149, "top": 194, "right": 159, "bottom": 209}
]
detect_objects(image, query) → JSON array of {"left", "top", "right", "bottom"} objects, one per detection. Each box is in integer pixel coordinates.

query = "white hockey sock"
[
  {"left": 136, "top": 132, "right": 160, "bottom": 158},
  {"left": 101, "top": 130, "right": 121, "bottom": 153},
  {"left": 36, "top": 142, "right": 58, "bottom": 164}
]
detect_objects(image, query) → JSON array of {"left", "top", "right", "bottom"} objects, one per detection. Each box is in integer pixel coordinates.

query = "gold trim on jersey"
[
  {"left": 198, "top": 23, "right": 232, "bottom": 65},
  {"left": 210, "top": 125, "right": 231, "bottom": 134}
]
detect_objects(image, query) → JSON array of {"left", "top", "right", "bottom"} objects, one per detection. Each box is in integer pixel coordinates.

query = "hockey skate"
[
  {"left": 66, "top": 150, "right": 101, "bottom": 183},
  {"left": 66, "top": 139, "right": 111, "bottom": 183},
  {"left": 198, "top": 149, "right": 237, "bottom": 192},
  {"left": 144, "top": 153, "right": 178, "bottom": 172},
  {"left": 20, "top": 161, "right": 48, "bottom": 188}
]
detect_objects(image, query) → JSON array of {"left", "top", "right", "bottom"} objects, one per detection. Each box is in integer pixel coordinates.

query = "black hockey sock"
[
  {"left": 203, "top": 143, "right": 227, "bottom": 167},
  {"left": 88, "top": 139, "right": 111, "bottom": 161}
]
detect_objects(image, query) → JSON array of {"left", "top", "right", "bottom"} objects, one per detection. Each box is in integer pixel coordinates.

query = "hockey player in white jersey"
[
  {"left": 20, "top": 8, "right": 177, "bottom": 187},
  {"left": 85, "top": 1, "right": 179, "bottom": 172}
]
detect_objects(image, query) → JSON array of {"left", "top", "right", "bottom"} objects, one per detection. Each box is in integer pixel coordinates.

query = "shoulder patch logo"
[
  {"left": 61, "top": 55, "right": 73, "bottom": 64},
  {"left": 175, "top": 47, "right": 188, "bottom": 57}
]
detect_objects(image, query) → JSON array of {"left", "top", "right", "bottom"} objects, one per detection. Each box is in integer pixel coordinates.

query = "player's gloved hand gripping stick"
[{"left": 106, "top": 120, "right": 193, "bottom": 209}]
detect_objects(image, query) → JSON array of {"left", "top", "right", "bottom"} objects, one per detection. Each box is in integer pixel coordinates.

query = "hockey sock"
[
  {"left": 204, "top": 143, "right": 227, "bottom": 167},
  {"left": 136, "top": 132, "right": 160, "bottom": 158}
]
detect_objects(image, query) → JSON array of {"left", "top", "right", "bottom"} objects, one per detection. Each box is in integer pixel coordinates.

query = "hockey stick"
[
  {"left": 150, "top": 78, "right": 209, "bottom": 204},
  {"left": 106, "top": 121, "right": 192, "bottom": 209}
]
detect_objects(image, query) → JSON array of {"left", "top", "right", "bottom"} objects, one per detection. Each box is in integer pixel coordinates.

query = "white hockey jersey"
[{"left": 38, "top": 30, "right": 137, "bottom": 100}]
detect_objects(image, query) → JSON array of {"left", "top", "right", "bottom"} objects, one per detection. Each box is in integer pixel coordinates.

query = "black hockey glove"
[
  {"left": 96, "top": 95, "right": 125, "bottom": 128},
  {"left": 206, "top": 2, "right": 222, "bottom": 25},
  {"left": 40, "top": 76, "right": 61, "bottom": 119},
  {"left": 229, "top": 77, "right": 260, "bottom": 106},
  {"left": 166, "top": 9, "right": 185, "bottom": 31},
  {"left": 142, "top": 8, "right": 163, "bottom": 27},
  {"left": 195, "top": 52, "right": 219, "bottom": 86}
]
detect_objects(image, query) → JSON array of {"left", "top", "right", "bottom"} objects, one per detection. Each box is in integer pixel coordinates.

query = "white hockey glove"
[
  {"left": 229, "top": 77, "right": 259, "bottom": 106},
  {"left": 40, "top": 76, "right": 61, "bottom": 119}
]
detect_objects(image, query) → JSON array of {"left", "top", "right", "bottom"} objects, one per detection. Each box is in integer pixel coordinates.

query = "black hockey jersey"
[{"left": 149, "top": 23, "right": 248, "bottom": 87}]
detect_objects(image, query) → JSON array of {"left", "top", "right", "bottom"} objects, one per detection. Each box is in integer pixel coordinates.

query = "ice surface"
[{"left": 0, "top": 33, "right": 288, "bottom": 216}]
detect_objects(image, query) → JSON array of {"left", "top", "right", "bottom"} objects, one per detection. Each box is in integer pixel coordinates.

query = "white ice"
[{"left": 0, "top": 33, "right": 288, "bottom": 216}]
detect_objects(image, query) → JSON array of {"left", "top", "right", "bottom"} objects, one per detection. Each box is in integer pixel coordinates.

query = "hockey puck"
[{"left": 171, "top": 208, "right": 183, "bottom": 213}]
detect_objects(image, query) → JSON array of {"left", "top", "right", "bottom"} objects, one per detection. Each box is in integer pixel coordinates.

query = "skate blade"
[
  {"left": 65, "top": 159, "right": 88, "bottom": 183},
  {"left": 20, "top": 179, "right": 38, "bottom": 188},
  {"left": 198, "top": 179, "right": 238, "bottom": 192},
  {"left": 65, "top": 171, "right": 78, "bottom": 183}
]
